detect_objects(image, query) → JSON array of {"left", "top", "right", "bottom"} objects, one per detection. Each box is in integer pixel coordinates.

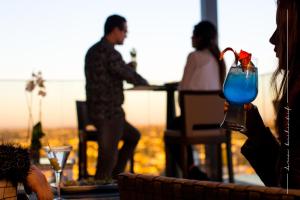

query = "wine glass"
[
  {"left": 221, "top": 64, "right": 258, "bottom": 132},
  {"left": 44, "top": 145, "right": 72, "bottom": 200},
  {"left": 130, "top": 48, "right": 137, "bottom": 70}
]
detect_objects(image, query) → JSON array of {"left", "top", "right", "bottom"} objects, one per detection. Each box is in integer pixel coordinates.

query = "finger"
[
  {"left": 244, "top": 103, "right": 253, "bottom": 111},
  {"left": 224, "top": 101, "right": 229, "bottom": 112}
]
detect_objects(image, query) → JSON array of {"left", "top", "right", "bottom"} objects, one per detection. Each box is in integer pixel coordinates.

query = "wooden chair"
[
  {"left": 76, "top": 101, "right": 134, "bottom": 179},
  {"left": 76, "top": 101, "right": 98, "bottom": 179},
  {"left": 164, "top": 91, "right": 234, "bottom": 182}
]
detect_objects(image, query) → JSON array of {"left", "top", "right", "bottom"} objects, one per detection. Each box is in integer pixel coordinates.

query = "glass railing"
[{"left": 0, "top": 75, "right": 275, "bottom": 183}]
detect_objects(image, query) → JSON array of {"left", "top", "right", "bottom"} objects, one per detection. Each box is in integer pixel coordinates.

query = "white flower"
[
  {"left": 36, "top": 77, "right": 45, "bottom": 88},
  {"left": 25, "top": 80, "right": 35, "bottom": 92},
  {"left": 38, "top": 90, "right": 46, "bottom": 97},
  {"left": 25, "top": 71, "right": 46, "bottom": 95}
]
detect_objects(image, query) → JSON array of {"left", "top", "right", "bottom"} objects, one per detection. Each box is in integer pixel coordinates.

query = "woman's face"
[
  {"left": 191, "top": 35, "right": 199, "bottom": 48},
  {"left": 270, "top": 7, "right": 281, "bottom": 59},
  {"left": 191, "top": 34, "right": 206, "bottom": 50},
  {"left": 270, "top": 6, "right": 289, "bottom": 71}
]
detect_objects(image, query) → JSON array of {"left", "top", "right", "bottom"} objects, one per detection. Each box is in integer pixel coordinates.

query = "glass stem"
[
  {"left": 55, "top": 171, "right": 62, "bottom": 199},
  {"left": 220, "top": 104, "right": 247, "bottom": 133}
]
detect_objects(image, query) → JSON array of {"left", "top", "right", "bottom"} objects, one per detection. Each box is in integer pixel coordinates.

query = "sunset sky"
[{"left": 0, "top": 0, "right": 277, "bottom": 129}]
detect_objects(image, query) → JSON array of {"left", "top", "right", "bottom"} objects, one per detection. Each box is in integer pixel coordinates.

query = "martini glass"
[
  {"left": 44, "top": 145, "right": 72, "bottom": 200},
  {"left": 221, "top": 65, "right": 258, "bottom": 132}
]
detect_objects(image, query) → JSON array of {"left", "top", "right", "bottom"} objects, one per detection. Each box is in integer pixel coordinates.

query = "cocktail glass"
[
  {"left": 219, "top": 48, "right": 258, "bottom": 133},
  {"left": 220, "top": 65, "right": 258, "bottom": 132},
  {"left": 44, "top": 145, "right": 72, "bottom": 200}
]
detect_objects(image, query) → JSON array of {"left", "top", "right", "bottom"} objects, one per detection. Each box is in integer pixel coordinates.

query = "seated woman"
[
  {"left": 0, "top": 144, "right": 53, "bottom": 200},
  {"left": 168, "top": 21, "right": 226, "bottom": 180}
]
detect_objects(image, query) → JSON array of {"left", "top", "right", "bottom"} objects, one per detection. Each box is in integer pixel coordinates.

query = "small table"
[{"left": 126, "top": 82, "right": 178, "bottom": 129}]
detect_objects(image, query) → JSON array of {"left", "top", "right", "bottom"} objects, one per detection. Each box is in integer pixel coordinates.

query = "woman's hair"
[
  {"left": 272, "top": 0, "right": 300, "bottom": 135},
  {"left": 193, "top": 21, "right": 226, "bottom": 85}
]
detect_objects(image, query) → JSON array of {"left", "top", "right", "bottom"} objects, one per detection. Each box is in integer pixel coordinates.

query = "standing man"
[{"left": 85, "top": 14, "right": 148, "bottom": 180}]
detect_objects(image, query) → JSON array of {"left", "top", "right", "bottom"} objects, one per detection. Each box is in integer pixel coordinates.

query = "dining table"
[{"left": 126, "top": 82, "right": 179, "bottom": 129}]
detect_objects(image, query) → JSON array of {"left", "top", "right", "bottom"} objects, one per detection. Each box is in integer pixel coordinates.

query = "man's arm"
[{"left": 107, "top": 51, "right": 148, "bottom": 86}]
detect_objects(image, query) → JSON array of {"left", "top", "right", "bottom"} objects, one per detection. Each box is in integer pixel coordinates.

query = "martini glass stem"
[{"left": 55, "top": 171, "right": 62, "bottom": 199}]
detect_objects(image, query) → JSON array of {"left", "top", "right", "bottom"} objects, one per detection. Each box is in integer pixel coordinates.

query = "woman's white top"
[{"left": 178, "top": 49, "right": 221, "bottom": 91}]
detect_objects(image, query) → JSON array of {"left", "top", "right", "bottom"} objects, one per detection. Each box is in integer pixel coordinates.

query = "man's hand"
[
  {"left": 25, "top": 165, "right": 53, "bottom": 200},
  {"left": 127, "top": 61, "right": 137, "bottom": 70}
]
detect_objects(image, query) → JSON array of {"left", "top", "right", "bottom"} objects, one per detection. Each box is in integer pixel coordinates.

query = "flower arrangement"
[{"left": 25, "top": 71, "right": 46, "bottom": 163}]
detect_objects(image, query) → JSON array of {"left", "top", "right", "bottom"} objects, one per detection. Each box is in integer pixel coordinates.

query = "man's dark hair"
[{"left": 104, "top": 14, "right": 126, "bottom": 36}]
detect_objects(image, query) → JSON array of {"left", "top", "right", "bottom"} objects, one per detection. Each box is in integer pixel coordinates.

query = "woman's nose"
[{"left": 269, "top": 28, "right": 278, "bottom": 45}]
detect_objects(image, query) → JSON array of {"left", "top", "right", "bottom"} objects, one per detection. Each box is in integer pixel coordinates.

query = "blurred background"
[{"left": 0, "top": 0, "right": 278, "bottom": 184}]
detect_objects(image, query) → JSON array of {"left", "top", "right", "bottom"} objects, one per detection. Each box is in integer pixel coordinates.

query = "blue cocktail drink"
[
  {"left": 224, "top": 67, "right": 258, "bottom": 105},
  {"left": 220, "top": 48, "right": 258, "bottom": 132}
]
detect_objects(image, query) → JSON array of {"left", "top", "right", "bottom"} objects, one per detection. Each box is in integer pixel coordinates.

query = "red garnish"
[
  {"left": 220, "top": 47, "right": 252, "bottom": 70},
  {"left": 238, "top": 50, "right": 252, "bottom": 69}
]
